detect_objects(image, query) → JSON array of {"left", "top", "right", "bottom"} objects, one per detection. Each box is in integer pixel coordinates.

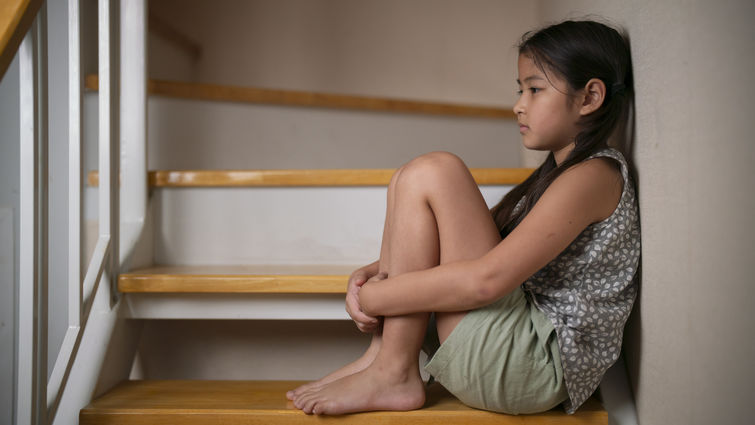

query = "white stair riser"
[
  {"left": 155, "top": 186, "right": 512, "bottom": 265},
  {"left": 83, "top": 94, "right": 522, "bottom": 171},
  {"left": 131, "top": 320, "right": 382, "bottom": 381},
  {"left": 85, "top": 186, "right": 512, "bottom": 265},
  {"left": 124, "top": 294, "right": 349, "bottom": 320}
]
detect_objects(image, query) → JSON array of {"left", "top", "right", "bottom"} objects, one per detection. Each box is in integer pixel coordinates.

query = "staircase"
[
  {"left": 75, "top": 73, "right": 610, "bottom": 423},
  {"left": 3, "top": 3, "right": 615, "bottom": 424}
]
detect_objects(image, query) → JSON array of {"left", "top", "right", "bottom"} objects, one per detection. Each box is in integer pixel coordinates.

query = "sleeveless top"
[{"left": 521, "top": 148, "right": 641, "bottom": 414}]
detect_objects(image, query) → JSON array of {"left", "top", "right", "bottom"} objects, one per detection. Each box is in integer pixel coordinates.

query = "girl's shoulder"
[
  {"left": 585, "top": 148, "right": 630, "bottom": 177},
  {"left": 565, "top": 155, "right": 622, "bottom": 180},
  {"left": 552, "top": 151, "right": 624, "bottom": 223},
  {"left": 563, "top": 148, "right": 625, "bottom": 189}
]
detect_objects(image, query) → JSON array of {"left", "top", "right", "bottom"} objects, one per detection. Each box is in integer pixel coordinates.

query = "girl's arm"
[
  {"left": 345, "top": 260, "right": 382, "bottom": 332},
  {"left": 359, "top": 158, "right": 623, "bottom": 317},
  {"left": 358, "top": 260, "right": 380, "bottom": 277}
]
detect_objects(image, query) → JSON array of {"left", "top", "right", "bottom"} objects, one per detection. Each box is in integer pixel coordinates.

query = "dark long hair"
[{"left": 492, "top": 20, "right": 634, "bottom": 237}]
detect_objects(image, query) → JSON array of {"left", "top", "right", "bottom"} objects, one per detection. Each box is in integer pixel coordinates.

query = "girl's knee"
[
  {"left": 408, "top": 151, "right": 466, "bottom": 170},
  {"left": 397, "top": 152, "right": 469, "bottom": 187}
]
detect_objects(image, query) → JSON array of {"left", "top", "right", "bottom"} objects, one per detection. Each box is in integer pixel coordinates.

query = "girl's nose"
[{"left": 513, "top": 96, "right": 525, "bottom": 115}]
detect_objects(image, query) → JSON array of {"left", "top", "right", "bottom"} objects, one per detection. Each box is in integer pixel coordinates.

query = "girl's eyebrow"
[{"left": 516, "top": 75, "right": 545, "bottom": 85}]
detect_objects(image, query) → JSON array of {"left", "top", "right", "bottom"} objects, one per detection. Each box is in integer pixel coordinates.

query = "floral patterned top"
[{"left": 522, "top": 148, "right": 641, "bottom": 413}]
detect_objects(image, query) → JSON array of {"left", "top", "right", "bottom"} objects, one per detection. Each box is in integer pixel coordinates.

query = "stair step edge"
[
  {"left": 88, "top": 168, "right": 534, "bottom": 187},
  {"left": 119, "top": 265, "right": 356, "bottom": 294}
]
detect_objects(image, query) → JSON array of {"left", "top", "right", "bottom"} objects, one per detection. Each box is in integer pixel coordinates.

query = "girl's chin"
[
  {"left": 521, "top": 141, "right": 547, "bottom": 151},
  {"left": 521, "top": 139, "right": 564, "bottom": 153}
]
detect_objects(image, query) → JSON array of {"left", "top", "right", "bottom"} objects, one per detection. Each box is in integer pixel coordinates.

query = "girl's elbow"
[
  {"left": 359, "top": 287, "right": 379, "bottom": 316},
  {"left": 473, "top": 284, "right": 497, "bottom": 306},
  {"left": 361, "top": 301, "right": 378, "bottom": 317},
  {"left": 471, "top": 270, "right": 503, "bottom": 306}
]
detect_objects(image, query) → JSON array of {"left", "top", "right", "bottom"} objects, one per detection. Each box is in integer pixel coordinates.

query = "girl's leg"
[
  {"left": 287, "top": 159, "right": 432, "bottom": 399},
  {"left": 286, "top": 333, "right": 382, "bottom": 399},
  {"left": 294, "top": 152, "right": 501, "bottom": 415},
  {"left": 286, "top": 165, "right": 411, "bottom": 399}
]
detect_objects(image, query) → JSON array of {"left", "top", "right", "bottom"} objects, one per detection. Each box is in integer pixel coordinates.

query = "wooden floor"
[{"left": 80, "top": 380, "right": 608, "bottom": 425}]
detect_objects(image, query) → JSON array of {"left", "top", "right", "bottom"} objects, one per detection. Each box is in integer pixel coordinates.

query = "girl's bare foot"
[
  {"left": 286, "top": 335, "right": 381, "bottom": 400},
  {"left": 292, "top": 363, "right": 426, "bottom": 415}
]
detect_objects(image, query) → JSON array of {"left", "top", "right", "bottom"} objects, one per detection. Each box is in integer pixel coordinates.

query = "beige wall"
[{"left": 538, "top": 1, "right": 755, "bottom": 424}]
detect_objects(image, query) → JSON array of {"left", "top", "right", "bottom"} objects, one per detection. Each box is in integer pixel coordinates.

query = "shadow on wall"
[
  {"left": 623, "top": 64, "right": 641, "bottom": 403},
  {"left": 624, "top": 266, "right": 642, "bottom": 401}
]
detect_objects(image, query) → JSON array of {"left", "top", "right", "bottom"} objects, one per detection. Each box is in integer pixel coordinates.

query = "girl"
[{"left": 288, "top": 19, "right": 639, "bottom": 416}]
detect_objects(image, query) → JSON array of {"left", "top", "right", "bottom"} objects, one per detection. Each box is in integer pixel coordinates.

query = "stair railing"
[{"left": 13, "top": 0, "right": 147, "bottom": 424}]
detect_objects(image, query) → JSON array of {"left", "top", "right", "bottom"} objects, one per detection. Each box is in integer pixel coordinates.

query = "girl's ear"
[{"left": 579, "top": 78, "right": 606, "bottom": 116}]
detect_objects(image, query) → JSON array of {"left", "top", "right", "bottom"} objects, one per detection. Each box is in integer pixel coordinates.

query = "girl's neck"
[{"left": 552, "top": 142, "right": 576, "bottom": 166}]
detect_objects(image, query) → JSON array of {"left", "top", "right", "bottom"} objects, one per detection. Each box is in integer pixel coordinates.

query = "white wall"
[{"left": 538, "top": 1, "right": 755, "bottom": 424}]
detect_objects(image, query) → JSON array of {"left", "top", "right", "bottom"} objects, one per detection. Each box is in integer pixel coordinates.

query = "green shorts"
[{"left": 423, "top": 286, "right": 568, "bottom": 414}]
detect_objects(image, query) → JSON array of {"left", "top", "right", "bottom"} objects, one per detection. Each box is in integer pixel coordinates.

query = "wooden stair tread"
[
  {"left": 80, "top": 380, "right": 607, "bottom": 425},
  {"left": 119, "top": 265, "right": 356, "bottom": 294},
  {"left": 85, "top": 74, "right": 515, "bottom": 119},
  {"left": 88, "top": 168, "right": 534, "bottom": 187}
]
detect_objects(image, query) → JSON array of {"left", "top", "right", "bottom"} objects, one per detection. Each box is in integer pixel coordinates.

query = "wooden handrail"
[
  {"left": 0, "top": 0, "right": 44, "bottom": 80},
  {"left": 88, "top": 168, "right": 534, "bottom": 187},
  {"left": 85, "top": 74, "right": 516, "bottom": 119}
]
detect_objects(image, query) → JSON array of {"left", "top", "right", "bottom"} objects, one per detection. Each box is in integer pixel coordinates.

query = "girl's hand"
[{"left": 346, "top": 265, "right": 384, "bottom": 333}]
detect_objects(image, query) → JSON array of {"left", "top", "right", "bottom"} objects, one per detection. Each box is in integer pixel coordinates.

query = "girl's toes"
[
  {"left": 311, "top": 403, "right": 322, "bottom": 415},
  {"left": 302, "top": 399, "right": 318, "bottom": 415},
  {"left": 293, "top": 395, "right": 306, "bottom": 410},
  {"left": 313, "top": 400, "right": 334, "bottom": 415},
  {"left": 296, "top": 394, "right": 315, "bottom": 414}
]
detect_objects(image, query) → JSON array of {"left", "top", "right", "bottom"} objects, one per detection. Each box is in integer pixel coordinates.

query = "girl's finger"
[
  {"left": 346, "top": 299, "right": 375, "bottom": 323},
  {"left": 351, "top": 309, "right": 377, "bottom": 325},
  {"left": 358, "top": 322, "right": 377, "bottom": 333}
]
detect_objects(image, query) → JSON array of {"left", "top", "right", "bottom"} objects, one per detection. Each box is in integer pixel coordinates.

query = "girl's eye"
[{"left": 516, "top": 87, "right": 542, "bottom": 96}]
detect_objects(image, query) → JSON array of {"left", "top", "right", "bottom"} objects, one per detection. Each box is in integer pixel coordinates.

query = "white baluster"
[
  {"left": 46, "top": 0, "right": 82, "bottom": 417},
  {"left": 18, "top": 5, "right": 49, "bottom": 425},
  {"left": 120, "top": 0, "right": 147, "bottom": 270},
  {"left": 99, "top": 0, "right": 120, "bottom": 303}
]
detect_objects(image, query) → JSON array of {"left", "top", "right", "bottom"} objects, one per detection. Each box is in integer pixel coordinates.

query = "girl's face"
[{"left": 514, "top": 54, "right": 582, "bottom": 164}]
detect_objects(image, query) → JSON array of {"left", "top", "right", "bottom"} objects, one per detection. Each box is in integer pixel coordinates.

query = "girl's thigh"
[
  {"left": 425, "top": 288, "right": 568, "bottom": 414},
  {"left": 393, "top": 151, "right": 501, "bottom": 264},
  {"left": 393, "top": 152, "right": 503, "bottom": 340}
]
